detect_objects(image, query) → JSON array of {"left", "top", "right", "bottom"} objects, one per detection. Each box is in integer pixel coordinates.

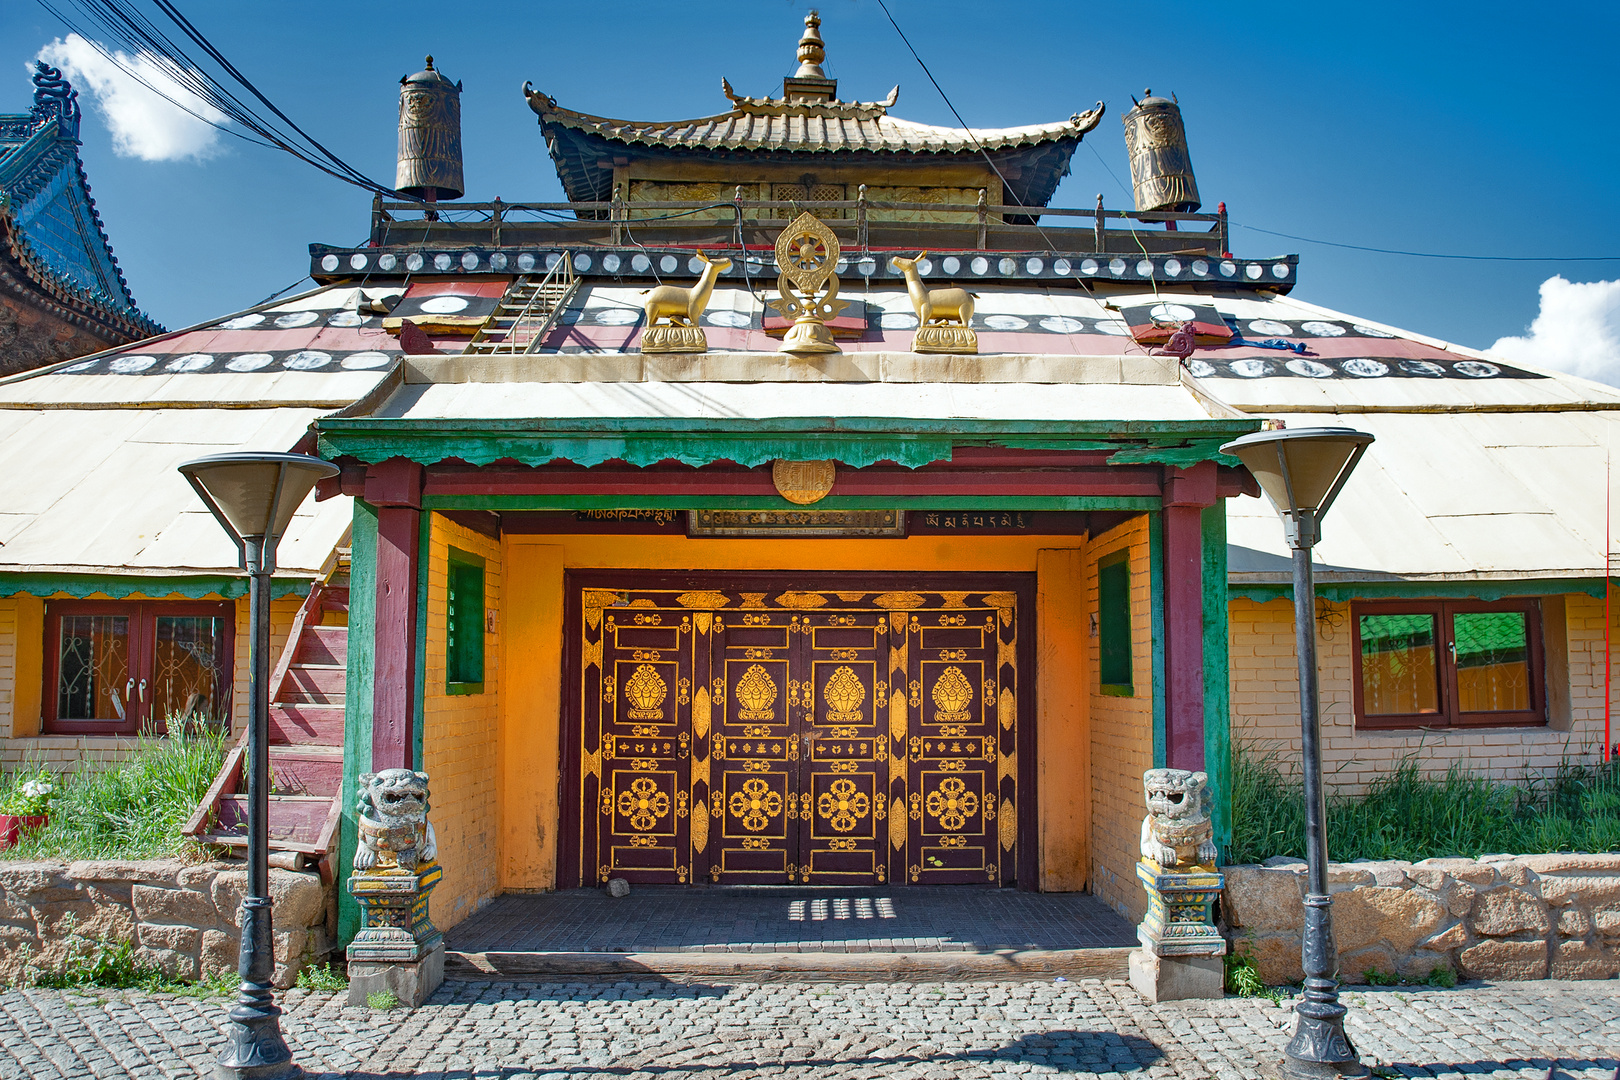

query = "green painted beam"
[
  {"left": 1201, "top": 504, "right": 1232, "bottom": 860},
  {"left": 0, "top": 572, "right": 311, "bottom": 600},
  {"left": 421, "top": 494, "right": 1164, "bottom": 512},
  {"left": 1106, "top": 440, "right": 1243, "bottom": 468},
  {"left": 1230, "top": 577, "right": 1607, "bottom": 604},
  {"left": 338, "top": 499, "right": 378, "bottom": 948},
  {"left": 1148, "top": 511, "right": 1167, "bottom": 770},
  {"left": 316, "top": 416, "right": 1259, "bottom": 471}
]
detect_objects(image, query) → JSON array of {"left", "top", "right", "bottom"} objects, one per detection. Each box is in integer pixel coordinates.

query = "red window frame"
[
  {"left": 1350, "top": 598, "right": 1545, "bottom": 731},
  {"left": 43, "top": 600, "right": 234, "bottom": 735}
]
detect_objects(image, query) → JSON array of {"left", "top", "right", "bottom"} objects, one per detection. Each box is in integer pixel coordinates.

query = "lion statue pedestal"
[
  {"left": 345, "top": 769, "right": 445, "bottom": 1007},
  {"left": 1128, "top": 768, "right": 1226, "bottom": 1004}
]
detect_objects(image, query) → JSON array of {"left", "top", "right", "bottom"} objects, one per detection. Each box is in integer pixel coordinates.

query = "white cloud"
[
  {"left": 36, "top": 34, "right": 228, "bottom": 163},
  {"left": 1490, "top": 275, "right": 1620, "bottom": 386}
]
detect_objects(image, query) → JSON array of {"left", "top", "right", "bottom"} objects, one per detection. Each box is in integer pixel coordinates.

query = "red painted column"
[
  {"left": 366, "top": 458, "right": 424, "bottom": 772},
  {"left": 1162, "top": 463, "right": 1216, "bottom": 772}
]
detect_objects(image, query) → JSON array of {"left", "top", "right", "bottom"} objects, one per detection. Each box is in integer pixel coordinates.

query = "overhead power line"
[
  {"left": 1235, "top": 222, "right": 1620, "bottom": 263},
  {"left": 35, "top": 0, "right": 405, "bottom": 198}
]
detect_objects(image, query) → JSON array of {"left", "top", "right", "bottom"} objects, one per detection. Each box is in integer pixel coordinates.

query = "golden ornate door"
[
  {"left": 586, "top": 591, "right": 694, "bottom": 884},
  {"left": 902, "top": 595, "right": 1017, "bottom": 884},
  {"left": 573, "top": 580, "right": 1021, "bottom": 889},
  {"left": 710, "top": 607, "right": 797, "bottom": 882},
  {"left": 798, "top": 606, "right": 890, "bottom": 884}
]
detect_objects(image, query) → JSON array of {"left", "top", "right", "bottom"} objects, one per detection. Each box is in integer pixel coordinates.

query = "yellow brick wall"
[
  {"left": 0, "top": 599, "right": 15, "bottom": 739},
  {"left": 1229, "top": 592, "right": 1617, "bottom": 793},
  {"left": 421, "top": 515, "right": 502, "bottom": 930},
  {"left": 1084, "top": 517, "right": 1154, "bottom": 921}
]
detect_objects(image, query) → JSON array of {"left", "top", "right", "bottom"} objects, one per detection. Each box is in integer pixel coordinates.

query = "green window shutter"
[
  {"left": 1099, "top": 552, "right": 1132, "bottom": 695},
  {"left": 446, "top": 550, "right": 485, "bottom": 692}
]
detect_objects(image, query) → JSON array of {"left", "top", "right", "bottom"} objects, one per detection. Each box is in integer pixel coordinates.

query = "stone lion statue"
[
  {"left": 354, "top": 768, "right": 437, "bottom": 873},
  {"left": 1139, "top": 768, "right": 1217, "bottom": 869}
]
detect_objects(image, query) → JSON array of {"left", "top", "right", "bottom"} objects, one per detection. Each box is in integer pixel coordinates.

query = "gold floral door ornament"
[
  {"left": 573, "top": 579, "right": 1020, "bottom": 888},
  {"left": 768, "top": 211, "right": 846, "bottom": 354}
]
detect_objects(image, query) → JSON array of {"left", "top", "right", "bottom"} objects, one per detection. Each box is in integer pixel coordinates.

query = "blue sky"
[{"left": 5, "top": 0, "right": 1618, "bottom": 361}]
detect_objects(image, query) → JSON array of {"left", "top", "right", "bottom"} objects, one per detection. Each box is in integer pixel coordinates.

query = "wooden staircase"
[
  {"left": 185, "top": 550, "right": 350, "bottom": 877},
  {"left": 465, "top": 256, "right": 579, "bottom": 355}
]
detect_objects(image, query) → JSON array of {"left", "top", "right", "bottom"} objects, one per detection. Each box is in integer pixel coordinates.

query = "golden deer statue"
[
  {"left": 889, "top": 251, "right": 978, "bottom": 354},
  {"left": 640, "top": 251, "right": 732, "bottom": 353}
]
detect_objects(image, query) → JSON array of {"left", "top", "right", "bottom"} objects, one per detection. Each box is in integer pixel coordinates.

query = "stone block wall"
[
  {"left": 1228, "top": 594, "right": 1615, "bottom": 794},
  {"left": 1223, "top": 853, "right": 1620, "bottom": 984},
  {"left": 0, "top": 859, "right": 335, "bottom": 988}
]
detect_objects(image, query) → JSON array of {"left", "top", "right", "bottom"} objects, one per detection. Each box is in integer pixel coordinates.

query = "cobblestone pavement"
[
  {"left": 1, "top": 978, "right": 1616, "bottom": 1080},
  {"left": 447, "top": 887, "right": 1138, "bottom": 953}
]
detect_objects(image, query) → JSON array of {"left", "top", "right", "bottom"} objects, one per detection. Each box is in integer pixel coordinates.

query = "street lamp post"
[
  {"left": 1219, "top": 427, "right": 1374, "bottom": 1080},
  {"left": 179, "top": 452, "right": 339, "bottom": 1080}
]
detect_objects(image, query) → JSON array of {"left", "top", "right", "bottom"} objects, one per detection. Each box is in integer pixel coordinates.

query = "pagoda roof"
[
  {"left": 523, "top": 11, "right": 1102, "bottom": 208},
  {"left": 526, "top": 87, "right": 1102, "bottom": 160},
  {"left": 0, "top": 63, "right": 162, "bottom": 362}
]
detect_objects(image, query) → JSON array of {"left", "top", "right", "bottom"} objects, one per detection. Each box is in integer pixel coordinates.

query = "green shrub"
[
  {"left": 1, "top": 720, "right": 227, "bottom": 862},
  {"left": 296, "top": 963, "right": 348, "bottom": 991},
  {"left": 1229, "top": 745, "right": 1620, "bottom": 864}
]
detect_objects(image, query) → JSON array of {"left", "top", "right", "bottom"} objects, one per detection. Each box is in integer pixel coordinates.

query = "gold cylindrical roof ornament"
[
  {"left": 1122, "top": 89, "right": 1200, "bottom": 213},
  {"left": 396, "top": 55, "right": 463, "bottom": 200}
]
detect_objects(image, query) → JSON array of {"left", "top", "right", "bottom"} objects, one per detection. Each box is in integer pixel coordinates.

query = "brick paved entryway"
[{"left": 445, "top": 887, "right": 1138, "bottom": 954}]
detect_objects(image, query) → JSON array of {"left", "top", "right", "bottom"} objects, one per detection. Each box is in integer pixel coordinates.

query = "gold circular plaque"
[{"left": 772, "top": 459, "right": 836, "bottom": 505}]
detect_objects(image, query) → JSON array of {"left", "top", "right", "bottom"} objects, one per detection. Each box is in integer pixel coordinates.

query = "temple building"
[
  {"left": 0, "top": 11, "right": 1612, "bottom": 963},
  {"left": 0, "top": 63, "right": 162, "bottom": 375}
]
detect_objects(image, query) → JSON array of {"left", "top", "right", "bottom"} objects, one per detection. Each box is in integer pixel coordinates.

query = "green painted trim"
[
  {"left": 1149, "top": 511, "right": 1167, "bottom": 770},
  {"left": 338, "top": 499, "right": 379, "bottom": 948},
  {"left": 1230, "top": 577, "right": 1607, "bottom": 604},
  {"left": 1106, "top": 440, "right": 1244, "bottom": 468},
  {"left": 446, "top": 682, "right": 484, "bottom": 696},
  {"left": 421, "top": 494, "right": 1164, "bottom": 512},
  {"left": 1201, "top": 504, "right": 1232, "bottom": 861},
  {"left": 413, "top": 512, "right": 429, "bottom": 772},
  {"left": 0, "top": 572, "right": 311, "bottom": 600},
  {"left": 1099, "top": 684, "right": 1134, "bottom": 697},
  {"left": 316, "top": 416, "right": 1259, "bottom": 471}
]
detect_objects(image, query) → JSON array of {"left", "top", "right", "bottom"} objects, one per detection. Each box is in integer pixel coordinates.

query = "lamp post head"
[
  {"left": 1219, "top": 427, "right": 1374, "bottom": 549},
  {"left": 178, "top": 452, "right": 339, "bottom": 572}
]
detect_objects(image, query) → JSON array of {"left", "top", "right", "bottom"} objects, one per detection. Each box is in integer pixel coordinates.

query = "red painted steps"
[{"left": 186, "top": 550, "right": 351, "bottom": 874}]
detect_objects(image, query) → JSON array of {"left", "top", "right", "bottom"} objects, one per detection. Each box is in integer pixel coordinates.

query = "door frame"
[{"left": 558, "top": 570, "right": 1038, "bottom": 889}]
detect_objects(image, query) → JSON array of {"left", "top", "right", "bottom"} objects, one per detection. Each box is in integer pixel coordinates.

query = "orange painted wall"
[{"left": 499, "top": 532, "right": 1093, "bottom": 893}]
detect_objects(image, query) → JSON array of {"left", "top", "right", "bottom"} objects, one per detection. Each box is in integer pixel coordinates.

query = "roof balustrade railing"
[{"left": 368, "top": 189, "right": 1230, "bottom": 258}]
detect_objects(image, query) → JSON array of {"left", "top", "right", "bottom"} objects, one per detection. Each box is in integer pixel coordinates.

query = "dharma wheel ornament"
[{"left": 769, "top": 212, "right": 847, "bottom": 354}]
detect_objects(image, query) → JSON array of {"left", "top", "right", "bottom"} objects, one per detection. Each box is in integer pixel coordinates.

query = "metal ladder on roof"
[{"left": 465, "top": 254, "right": 580, "bottom": 355}]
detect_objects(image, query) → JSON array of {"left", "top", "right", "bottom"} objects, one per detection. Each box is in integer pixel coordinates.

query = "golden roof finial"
[{"left": 795, "top": 10, "right": 826, "bottom": 79}]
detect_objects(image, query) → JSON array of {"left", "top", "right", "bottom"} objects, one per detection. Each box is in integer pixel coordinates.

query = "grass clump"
[
  {"left": 0, "top": 720, "right": 228, "bottom": 862},
  {"left": 1229, "top": 745, "right": 1620, "bottom": 865},
  {"left": 296, "top": 963, "right": 348, "bottom": 992},
  {"left": 367, "top": 988, "right": 400, "bottom": 1011},
  {"left": 1223, "top": 943, "right": 1284, "bottom": 1003}
]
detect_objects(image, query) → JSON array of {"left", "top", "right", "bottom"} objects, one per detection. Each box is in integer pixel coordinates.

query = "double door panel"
[{"left": 577, "top": 585, "right": 1018, "bottom": 888}]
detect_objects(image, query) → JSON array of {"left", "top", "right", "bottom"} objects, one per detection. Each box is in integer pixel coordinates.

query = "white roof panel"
[
  {"left": 0, "top": 407, "right": 346, "bottom": 576},
  {"left": 377, "top": 379, "right": 1217, "bottom": 423}
]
